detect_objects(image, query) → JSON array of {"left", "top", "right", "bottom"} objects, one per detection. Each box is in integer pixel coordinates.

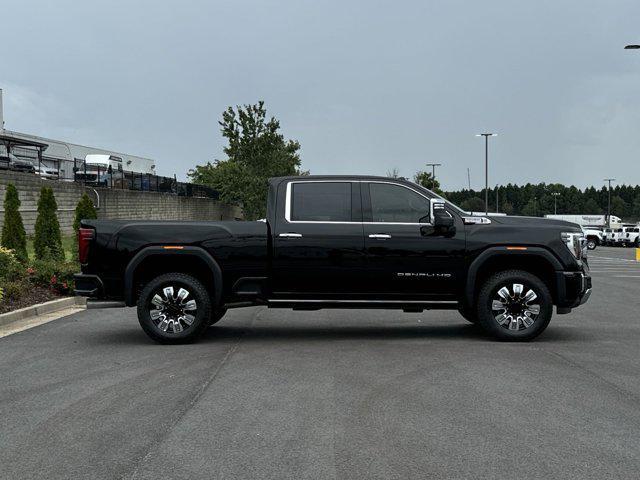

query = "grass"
[{"left": 26, "top": 234, "right": 75, "bottom": 262}]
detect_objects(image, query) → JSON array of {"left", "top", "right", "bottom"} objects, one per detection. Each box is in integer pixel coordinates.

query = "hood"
[{"left": 487, "top": 215, "right": 581, "bottom": 231}]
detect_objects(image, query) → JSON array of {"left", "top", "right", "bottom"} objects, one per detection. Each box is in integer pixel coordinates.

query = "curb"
[{"left": 0, "top": 296, "right": 86, "bottom": 327}]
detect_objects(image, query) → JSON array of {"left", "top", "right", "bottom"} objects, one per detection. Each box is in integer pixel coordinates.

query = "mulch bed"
[{"left": 0, "top": 285, "right": 63, "bottom": 315}]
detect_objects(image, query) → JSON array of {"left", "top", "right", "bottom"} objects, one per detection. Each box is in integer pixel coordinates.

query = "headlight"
[{"left": 561, "top": 232, "right": 586, "bottom": 260}]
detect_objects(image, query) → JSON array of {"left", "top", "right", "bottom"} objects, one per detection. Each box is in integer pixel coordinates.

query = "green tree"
[
  {"left": 1, "top": 184, "right": 28, "bottom": 262},
  {"left": 582, "top": 198, "right": 601, "bottom": 214},
  {"left": 521, "top": 199, "right": 537, "bottom": 216},
  {"left": 631, "top": 195, "right": 640, "bottom": 220},
  {"left": 33, "top": 187, "right": 64, "bottom": 261},
  {"left": 72, "top": 193, "right": 98, "bottom": 258},
  {"left": 414, "top": 171, "right": 443, "bottom": 196},
  {"left": 460, "top": 197, "right": 485, "bottom": 212},
  {"left": 610, "top": 195, "right": 627, "bottom": 218},
  {"left": 189, "top": 101, "right": 303, "bottom": 220},
  {"left": 501, "top": 201, "right": 514, "bottom": 215}
]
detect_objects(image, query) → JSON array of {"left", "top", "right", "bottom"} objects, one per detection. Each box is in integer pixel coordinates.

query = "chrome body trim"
[{"left": 284, "top": 179, "right": 434, "bottom": 226}]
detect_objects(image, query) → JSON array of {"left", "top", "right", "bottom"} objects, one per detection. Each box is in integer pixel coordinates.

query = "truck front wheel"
[
  {"left": 476, "top": 270, "right": 553, "bottom": 341},
  {"left": 137, "top": 273, "right": 212, "bottom": 344},
  {"left": 209, "top": 308, "right": 227, "bottom": 326}
]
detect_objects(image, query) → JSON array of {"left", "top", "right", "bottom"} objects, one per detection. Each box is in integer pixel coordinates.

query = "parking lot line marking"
[{"left": 612, "top": 275, "right": 640, "bottom": 278}]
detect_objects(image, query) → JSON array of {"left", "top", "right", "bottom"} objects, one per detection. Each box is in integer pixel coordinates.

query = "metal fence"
[{"left": 40, "top": 158, "right": 219, "bottom": 199}]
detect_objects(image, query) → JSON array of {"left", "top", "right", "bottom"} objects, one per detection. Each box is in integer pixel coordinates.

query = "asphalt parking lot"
[{"left": 1, "top": 247, "right": 639, "bottom": 480}]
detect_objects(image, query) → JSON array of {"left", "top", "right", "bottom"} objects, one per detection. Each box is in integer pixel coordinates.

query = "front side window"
[
  {"left": 290, "top": 182, "right": 352, "bottom": 222},
  {"left": 369, "top": 183, "right": 430, "bottom": 223}
]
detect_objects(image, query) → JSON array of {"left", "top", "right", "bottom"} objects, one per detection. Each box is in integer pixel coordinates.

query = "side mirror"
[{"left": 429, "top": 200, "right": 455, "bottom": 236}]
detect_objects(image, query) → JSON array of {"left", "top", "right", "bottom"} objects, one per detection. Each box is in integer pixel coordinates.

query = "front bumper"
[{"left": 555, "top": 270, "right": 592, "bottom": 313}]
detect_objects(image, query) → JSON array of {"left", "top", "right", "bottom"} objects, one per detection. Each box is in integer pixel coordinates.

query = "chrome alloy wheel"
[
  {"left": 149, "top": 286, "right": 197, "bottom": 334},
  {"left": 491, "top": 283, "right": 541, "bottom": 331}
]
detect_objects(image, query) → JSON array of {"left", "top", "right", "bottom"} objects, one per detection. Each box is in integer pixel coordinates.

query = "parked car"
[
  {"left": 613, "top": 225, "right": 637, "bottom": 246},
  {"left": 0, "top": 153, "right": 35, "bottom": 173},
  {"left": 623, "top": 227, "right": 640, "bottom": 247},
  {"left": 35, "top": 165, "right": 59, "bottom": 179},
  {"left": 75, "top": 175, "right": 592, "bottom": 344},
  {"left": 582, "top": 226, "right": 603, "bottom": 250},
  {"left": 602, "top": 228, "right": 614, "bottom": 246}
]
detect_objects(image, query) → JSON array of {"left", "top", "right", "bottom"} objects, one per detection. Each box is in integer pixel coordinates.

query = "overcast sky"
[{"left": 1, "top": 0, "right": 639, "bottom": 189}]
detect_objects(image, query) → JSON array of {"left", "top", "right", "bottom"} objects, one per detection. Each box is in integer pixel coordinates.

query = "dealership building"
[{"left": 0, "top": 88, "right": 156, "bottom": 180}]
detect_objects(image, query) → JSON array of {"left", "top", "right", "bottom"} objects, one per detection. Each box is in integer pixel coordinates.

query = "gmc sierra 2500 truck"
[{"left": 75, "top": 176, "right": 592, "bottom": 343}]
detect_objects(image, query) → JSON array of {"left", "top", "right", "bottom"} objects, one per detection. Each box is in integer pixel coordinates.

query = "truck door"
[
  {"left": 272, "top": 180, "right": 366, "bottom": 296},
  {"left": 361, "top": 181, "right": 466, "bottom": 298}
]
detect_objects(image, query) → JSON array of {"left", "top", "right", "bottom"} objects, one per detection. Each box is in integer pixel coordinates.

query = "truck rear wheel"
[
  {"left": 137, "top": 273, "right": 211, "bottom": 344},
  {"left": 476, "top": 270, "right": 552, "bottom": 341}
]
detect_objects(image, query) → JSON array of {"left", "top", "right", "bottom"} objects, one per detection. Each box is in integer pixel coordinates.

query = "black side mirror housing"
[{"left": 426, "top": 200, "right": 456, "bottom": 236}]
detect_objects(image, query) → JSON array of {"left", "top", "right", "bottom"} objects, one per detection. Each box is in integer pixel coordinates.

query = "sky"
[{"left": 1, "top": 0, "right": 639, "bottom": 189}]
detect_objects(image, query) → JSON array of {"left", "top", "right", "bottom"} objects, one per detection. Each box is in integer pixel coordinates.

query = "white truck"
[
  {"left": 612, "top": 225, "right": 637, "bottom": 246},
  {"left": 582, "top": 227, "right": 604, "bottom": 250},
  {"left": 621, "top": 226, "right": 640, "bottom": 247},
  {"left": 544, "top": 214, "right": 622, "bottom": 227}
]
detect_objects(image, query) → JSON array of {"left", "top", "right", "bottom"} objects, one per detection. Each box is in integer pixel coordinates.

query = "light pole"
[
  {"left": 551, "top": 192, "right": 560, "bottom": 215},
  {"left": 495, "top": 184, "right": 499, "bottom": 213},
  {"left": 476, "top": 133, "right": 497, "bottom": 215},
  {"left": 425, "top": 163, "right": 442, "bottom": 191},
  {"left": 604, "top": 178, "right": 616, "bottom": 227}
]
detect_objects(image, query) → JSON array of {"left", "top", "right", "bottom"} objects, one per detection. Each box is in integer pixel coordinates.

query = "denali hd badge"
[{"left": 396, "top": 272, "right": 453, "bottom": 278}]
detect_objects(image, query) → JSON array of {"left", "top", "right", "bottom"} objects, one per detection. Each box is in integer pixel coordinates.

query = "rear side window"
[
  {"left": 290, "top": 182, "right": 352, "bottom": 222},
  {"left": 369, "top": 183, "right": 431, "bottom": 223}
]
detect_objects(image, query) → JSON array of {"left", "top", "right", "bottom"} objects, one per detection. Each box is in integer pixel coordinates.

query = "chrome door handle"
[
  {"left": 369, "top": 233, "right": 391, "bottom": 239},
  {"left": 279, "top": 233, "right": 303, "bottom": 238}
]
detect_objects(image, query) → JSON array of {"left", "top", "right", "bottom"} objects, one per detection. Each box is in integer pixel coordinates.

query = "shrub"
[
  {"left": 33, "top": 187, "right": 64, "bottom": 261},
  {"left": 28, "top": 259, "right": 76, "bottom": 294},
  {"left": 1, "top": 184, "right": 28, "bottom": 262},
  {"left": 0, "top": 246, "right": 21, "bottom": 281},
  {"left": 1, "top": 279, "right": 28, "bottom": 301},
  {"left": 72, "top": 193, "right": 97, "bottom": 259}
]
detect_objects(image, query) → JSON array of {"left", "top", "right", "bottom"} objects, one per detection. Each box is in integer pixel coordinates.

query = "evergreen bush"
[
  {"left": 33, "top": 187, "right": 64, "bottom": 261},
  {"left": 72, "top": 193, "right": 97, "bottom": 259},
  {"left": 1, "top": 184, "right": 28, "bottom": 262}
]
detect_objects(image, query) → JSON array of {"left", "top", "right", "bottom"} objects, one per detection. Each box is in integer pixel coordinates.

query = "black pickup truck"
[{"left": 75, "top": 175, "right": 592, "bottom": 343}]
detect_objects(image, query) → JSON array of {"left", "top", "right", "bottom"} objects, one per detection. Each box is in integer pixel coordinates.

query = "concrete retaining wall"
[{"left": 0, "top": 170, "right": 243, "bottom": 235}]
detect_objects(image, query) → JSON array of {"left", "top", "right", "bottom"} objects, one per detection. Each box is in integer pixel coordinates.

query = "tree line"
[{"left": 445, "top": 183, "right": 640, "bottom": 220}]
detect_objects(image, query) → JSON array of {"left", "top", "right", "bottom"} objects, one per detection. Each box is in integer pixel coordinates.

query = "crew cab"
[
  {"left": 75, "top": 175, "right": 592, "bottom": 343},
  {"left": 582, "top": 226, "right": 603, "bottom": 250},
  {"left": 623, "top": 227, "right": 640, "bottom": 247}
]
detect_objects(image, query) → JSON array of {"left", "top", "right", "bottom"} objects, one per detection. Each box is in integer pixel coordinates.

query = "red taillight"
[{"left": 78, "top": 228, "right": 95, "bottom": 264}]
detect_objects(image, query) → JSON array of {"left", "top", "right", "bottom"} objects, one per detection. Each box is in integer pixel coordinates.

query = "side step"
[
  {"left": 86, "top": 300, "right": 126, "bottom": 309},
  {"left": 267, "top": 299, "right": 458, "bottom": 311}
]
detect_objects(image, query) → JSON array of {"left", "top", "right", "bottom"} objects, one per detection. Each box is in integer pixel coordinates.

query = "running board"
[
  {"left": 86, "top": 300, "right": 126, "bottom": 309},
  {"left": 267, "top": 299, "right": 459, "bottom": 311}
]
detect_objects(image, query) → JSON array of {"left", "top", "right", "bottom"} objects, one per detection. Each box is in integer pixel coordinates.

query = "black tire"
[
  {"left": 458, "top": 305, "right": 478, "bottom": 324},
  {"left": 209, "top": 308, "right": 227, "bottom": 326},
  {"left": 137, "top": 273, "right": 212, "bottom": 344},
  {"left": 586, "top": 239, "right": 597, "bottom": 250},
  {"left": 476, "top": 270, "right": 553, "bottom": 341}
]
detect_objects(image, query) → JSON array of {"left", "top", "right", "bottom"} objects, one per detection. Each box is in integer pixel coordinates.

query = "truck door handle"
[
  {"left": 369, "top": 233, "right": 391, "bottom": 239},
  {"left": 279, "top": 233, "right": 303, "bottom": 238}
]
